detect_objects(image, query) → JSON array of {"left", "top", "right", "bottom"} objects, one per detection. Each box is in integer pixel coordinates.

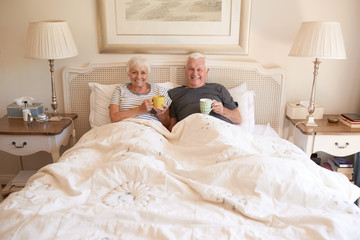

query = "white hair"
[
  {"left": 186, "top": 52, "right": 208, "bottom": 69},
  {"left": 126, "top": 56, "right": 151, "bottom": 74}
]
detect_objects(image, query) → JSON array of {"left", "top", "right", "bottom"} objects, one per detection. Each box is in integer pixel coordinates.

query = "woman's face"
[{"left": 128, "top": 65, "right": 149, "bottom": 88}]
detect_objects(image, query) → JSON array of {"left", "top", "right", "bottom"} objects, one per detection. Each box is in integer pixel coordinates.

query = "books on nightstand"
[
  {"left": 323, "top": 157, "right": 354, "bottom": 181},
  {"left": 339, "top": 113, "right": 360, "bottom": 128}
]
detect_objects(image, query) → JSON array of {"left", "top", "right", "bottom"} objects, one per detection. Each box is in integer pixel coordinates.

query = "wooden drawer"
[
  {"left": 0, "top": 135, "right": 51, "bottom": 156},
  {"left": 313, "top": 135, "right": 360, "bottom": 157}
]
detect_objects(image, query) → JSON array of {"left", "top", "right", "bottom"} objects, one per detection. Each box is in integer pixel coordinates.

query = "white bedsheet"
[{"left": 1, "top": 114, "right": 360, "bottom": 240}]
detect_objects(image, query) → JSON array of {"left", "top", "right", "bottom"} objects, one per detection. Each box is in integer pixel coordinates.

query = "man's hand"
[
  {"left": 211, "top": 100, "right": 224, "bottom": 115},
  {"left": 210, "top": 99, "right": 242, "bottom": 125}
]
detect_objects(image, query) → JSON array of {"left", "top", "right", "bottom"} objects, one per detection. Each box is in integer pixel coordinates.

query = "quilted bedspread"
[{"left": 1, "top": 114, "right": 360, "bottom": 240}]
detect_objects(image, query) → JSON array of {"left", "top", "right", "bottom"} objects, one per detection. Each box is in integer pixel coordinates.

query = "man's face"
[{"left": 185, "top": 58, "right": 209, "bottom": 88}]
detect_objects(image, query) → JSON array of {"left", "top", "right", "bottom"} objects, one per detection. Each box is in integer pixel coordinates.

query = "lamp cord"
[{"left": 290, "top": 121, "right": 305, "bottom": 143}]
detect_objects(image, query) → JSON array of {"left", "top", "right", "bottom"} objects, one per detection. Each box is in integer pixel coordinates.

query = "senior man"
[{"left": 168, "top": 53, "right": 242, "bottom": 131}]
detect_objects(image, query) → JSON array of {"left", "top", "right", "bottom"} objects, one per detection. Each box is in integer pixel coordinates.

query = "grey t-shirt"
[{"left": 168, "top": 83, "right": 238, "bottom": 123}]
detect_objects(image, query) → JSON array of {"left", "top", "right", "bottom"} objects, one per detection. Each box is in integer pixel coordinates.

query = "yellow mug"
[{"left": 153, "top": 95, "right": 165, "bottom": 108}]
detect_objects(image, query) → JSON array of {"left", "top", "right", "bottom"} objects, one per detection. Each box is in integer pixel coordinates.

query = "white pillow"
[
  {"left": 251, "top": 123, "right": 279, "bottom": 137},
  {"left": 156, "top": 82, "right": 180, "bottom": 90},
  {"left": 88, "top": 81, "right": 254, "bottom": 129},
  {"left": 228, "top": 83, "right": 255, "bottom": 132},
  {"left": 88, "top": 82, "right": 179, "bottom": 128},
  {"left": 89, "top": 83, "right": 118, "bottom": 128}
]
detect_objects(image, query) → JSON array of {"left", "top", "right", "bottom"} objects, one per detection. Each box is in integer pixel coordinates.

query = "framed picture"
[{"left": 97, "top": 0, "right": 251, "bottom": 55}]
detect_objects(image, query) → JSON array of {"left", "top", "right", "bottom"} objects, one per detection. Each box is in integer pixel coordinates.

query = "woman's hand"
[
  {"left": 154, "top": 104, "right": 168, "bottom": 115},
  {"left": 139, "top": 98, "right": 154, "bottom": 113}
]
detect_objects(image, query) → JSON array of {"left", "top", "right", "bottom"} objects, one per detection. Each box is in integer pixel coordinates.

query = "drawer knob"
[
  {"left": 335, "top": 142, "right": 349, "bottom": 149},
  {"left": 12, "top": 141, "right": 27, "bottom": 148}
]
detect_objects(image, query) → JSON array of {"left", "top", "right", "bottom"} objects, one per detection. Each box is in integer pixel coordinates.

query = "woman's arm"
[
  {"left": 110, "top": 100, "right": 170, "bottom": 129},
  {"left": 109, "top": 98, "right": 153, "bottom": 123}
]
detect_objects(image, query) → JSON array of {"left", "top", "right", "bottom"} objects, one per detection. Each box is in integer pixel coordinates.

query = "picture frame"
[{"left": 97, "top": 0, "right": 252, "bottom": 55}]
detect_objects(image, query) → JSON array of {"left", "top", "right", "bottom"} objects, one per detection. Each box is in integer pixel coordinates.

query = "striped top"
[{"left": 111, "top": 83, "right": 171, "bottom": 122}]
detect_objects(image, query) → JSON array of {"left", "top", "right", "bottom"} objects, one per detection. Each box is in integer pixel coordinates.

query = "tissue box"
[
  {"left": 7, "top": 102, "right": 44, "bottom": 118},
  {"left": 286, "top": 103, "right": 324, "bottom": 119}
]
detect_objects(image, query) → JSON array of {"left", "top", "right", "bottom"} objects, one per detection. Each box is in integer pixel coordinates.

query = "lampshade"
[
  {"left": 25, "top": 20, "right": 78, "bottom": 60},
  {"left": 289, "top": 21, "right": 346, "bottom": 59}
]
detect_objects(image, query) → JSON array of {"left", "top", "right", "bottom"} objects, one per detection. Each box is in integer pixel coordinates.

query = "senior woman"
[{"left": 109, "top": 56, "right": 171, "bottom": 128}]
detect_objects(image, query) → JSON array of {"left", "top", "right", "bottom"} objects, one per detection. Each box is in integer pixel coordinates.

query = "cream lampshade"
[
  {"left": 25, "top": 20, "right": 78, "bottom": 118},
  {"left": 289, "top": 21, "right": 346, "bottom": 126}
]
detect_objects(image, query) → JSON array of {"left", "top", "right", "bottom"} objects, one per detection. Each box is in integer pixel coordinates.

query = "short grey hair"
[
  {"left": 126, "top": 56, "right": 151, "bottom": 74},
  {"left": 186, "top": 52, "right": 208, "bottom": 70}
]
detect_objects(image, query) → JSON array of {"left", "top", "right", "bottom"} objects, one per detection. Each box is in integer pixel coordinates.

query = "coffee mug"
[
  {"left": 200, "top": 98, "right": 213, "bottom": 114},
  {"left": 153, "top": 95, "right": 166, "bottom": 108}
]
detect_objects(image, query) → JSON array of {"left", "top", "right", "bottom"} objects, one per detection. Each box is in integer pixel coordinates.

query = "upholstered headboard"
[{"left": 62, "top": 60, "right": 285, "bottom": 138}]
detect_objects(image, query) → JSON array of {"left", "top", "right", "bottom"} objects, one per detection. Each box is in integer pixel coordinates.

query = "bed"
[{"left": 0, "top": 60, "right": 359, "bottom": 240}]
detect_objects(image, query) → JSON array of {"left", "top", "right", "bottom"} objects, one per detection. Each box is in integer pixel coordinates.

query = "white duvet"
[{"left": 1, "top": 114, "right": 360, "bottom": 240}]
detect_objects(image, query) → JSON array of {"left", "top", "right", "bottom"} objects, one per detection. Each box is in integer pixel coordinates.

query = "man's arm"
[
  {"left": 168, "top": 117, "right": 178, "bottom": 132},
  {"left": 154, "top": 107, "right": 170, "bottom": 128},
  {"left": 221, "top": 107, "right": 242, "bottom": 124},
  {"left": 212, "top": 100, "right": 242, "bottom": 124}
]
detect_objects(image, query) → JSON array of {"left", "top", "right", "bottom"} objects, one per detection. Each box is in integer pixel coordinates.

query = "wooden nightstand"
[
  {"left": 0, "top": 113, "right": 77, "bottom": 163},
  {"left": 0, "top": 113, "right": 77, "bottom": 198},
  {"left": 286, "top": 114, "right": 360, "bottom": 188},
  {"left": 286, "top": 114, "right": 360, "bottom": 157}
]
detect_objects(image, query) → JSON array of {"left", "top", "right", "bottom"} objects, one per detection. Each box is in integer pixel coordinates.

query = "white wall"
[{"left": 1, "top": 0, "right": 359, "bottom": 180}]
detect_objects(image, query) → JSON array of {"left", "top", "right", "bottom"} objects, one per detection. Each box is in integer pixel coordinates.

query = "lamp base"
[
  {"left": 48, "top": 112, "right": 61, "bottom": 122},
  {"left": 48, "top": 116, "right": 61, "bottom": 122},
  {"left": 305, "top": 115, "right": 318, "bottom": 127}
]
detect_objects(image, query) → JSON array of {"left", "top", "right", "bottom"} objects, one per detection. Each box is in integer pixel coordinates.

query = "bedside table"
[
  {"left": 0, "top": 113, "right": 77, "bottom": 163},
  {"left": 0, "top": 113, "right": 77, "bottom": 199},
  {"left": 286, "top": 114, "right": 360, "bottom": 188},
  {"left": 286, "top": 114, "right": 360, "bottom": 157}
]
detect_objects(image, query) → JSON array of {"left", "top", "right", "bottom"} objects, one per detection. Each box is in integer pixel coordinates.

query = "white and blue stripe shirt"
[{"left": 111, "top": 83, "right": 171, "bottom": 122}]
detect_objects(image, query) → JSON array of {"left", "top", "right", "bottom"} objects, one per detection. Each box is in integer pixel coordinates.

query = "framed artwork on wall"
[{"left": 97, "top": 0, "right": 251, "bottom": 55}]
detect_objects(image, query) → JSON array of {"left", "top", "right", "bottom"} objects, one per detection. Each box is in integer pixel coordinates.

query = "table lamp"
[
  {"left": 24, "top": 20, "right": 78, "bottom": 120},
  {"left": 289, "top": 21, "right": 346, "bottom": 126}
]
